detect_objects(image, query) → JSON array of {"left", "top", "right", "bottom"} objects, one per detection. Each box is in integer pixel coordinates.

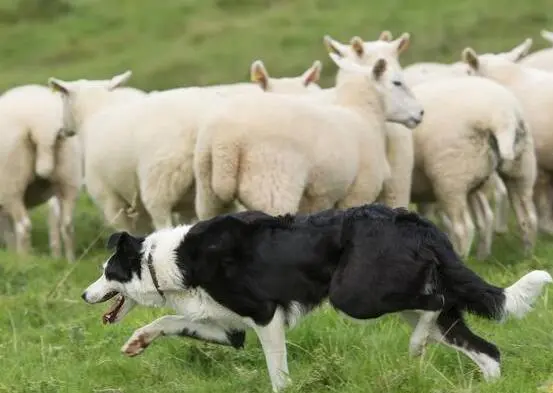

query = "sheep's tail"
[
  {"left": 429, "top": 228, "right": 552, "bottom": 320},
  {"left": 193, "top": 123, "right": 240, "bottom": 218}
]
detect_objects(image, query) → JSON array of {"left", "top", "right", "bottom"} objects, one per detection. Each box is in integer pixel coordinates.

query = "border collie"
[{"left": 82, "top": 204, "right": 551, "bottom": 392}]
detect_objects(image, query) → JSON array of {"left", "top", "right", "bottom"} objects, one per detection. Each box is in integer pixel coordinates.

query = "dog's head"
[{"left": 82, "top": 231, "right": 163, "bottom": 325}]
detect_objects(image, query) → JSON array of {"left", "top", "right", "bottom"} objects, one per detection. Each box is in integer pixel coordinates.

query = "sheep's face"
[
  {"left": 325, "top": 32, "right": 424, "bottom": 128},
  {"left": 328, "top": 53, "right": 424, "bottom": 129},
  {"left": 374, "top": 59, "right": 424, "bottom": 129},
  {"left": 48, "top": 71, "right": 133, "bottom": 136},
  {"left": 251, "top": 60, "right": 322, "bottom": 95}
]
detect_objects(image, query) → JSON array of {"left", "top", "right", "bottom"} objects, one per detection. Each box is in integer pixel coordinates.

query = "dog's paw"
[
  {"left": 121, "top": 332, "right": 152, "bottom": 357},
  {"left": 408, "top": 336, "right": 428, "bottom": 358}
]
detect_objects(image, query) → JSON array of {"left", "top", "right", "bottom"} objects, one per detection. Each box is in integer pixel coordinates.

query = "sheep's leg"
[
  {"left": 139, "top": 159, "right": 197, "bottom": 230},
  {"left": 56, "top": 186, "right": 79, "bottom": 263},
  {"left": 86, "top": 174, "right": 138, "bottom": 233},
  {"left": 438, "top": 195, "right": 474, "bottom": 258},
  {"left": 143, "top": 203, "right": 174, "bottom": 231},
  {"left": 3, "top": 199, "right": 32, "bottom": 254},
  {"left": 0, "top": 213, "right": 15, "bottom": 249},
  {"left": 506, "top": 179, "right": 538, "bottom": 255},
  {"left": 491, "top": 173, "right": 509, "bottom": 234},
  {"left": 382, "top": 123, "right": 414, "bottom": 208},
  {"left": 101, "top": 197, "right": 136, "bottom": 233},
  {"left": 47, "top": 197, "right": 62, "bottom": 259},
  {"left": 417, "top": 202, "right": 437, "bottom": 221},
  {"left": 533, "top": 170, "right": 553, "bottom": 234},
  {"left": 468, "top": 191, "right": 494, "bottom": 260}
]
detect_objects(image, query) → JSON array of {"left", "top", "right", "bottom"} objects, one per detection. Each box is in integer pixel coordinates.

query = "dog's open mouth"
[{"left": 102, "top": 294, "right": 125, "bottom": 324}]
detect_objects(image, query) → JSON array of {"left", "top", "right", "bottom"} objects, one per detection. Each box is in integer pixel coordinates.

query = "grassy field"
[{"left": 1, "top": 0, "right": 553, "bottom": 392}]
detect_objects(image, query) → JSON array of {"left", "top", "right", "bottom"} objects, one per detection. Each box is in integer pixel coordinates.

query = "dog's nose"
[
  {"left": 81, "top": 292, "right": 87, "bottom": 302},
  {"left": 419, "top": 109, "right": 425, "bottom": 118}
]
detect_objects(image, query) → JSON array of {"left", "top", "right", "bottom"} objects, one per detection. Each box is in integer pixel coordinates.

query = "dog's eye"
[{"left": 393, "top": 81, "right": 402, "bottom": 87}]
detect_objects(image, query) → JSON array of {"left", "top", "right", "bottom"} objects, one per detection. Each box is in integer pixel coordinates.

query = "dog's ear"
[
  {"left": 106, "top": 231, "right": 144, "bottom": 253},
  {"left": 107, "top": 231, "right": 127, "bottom": 250}
]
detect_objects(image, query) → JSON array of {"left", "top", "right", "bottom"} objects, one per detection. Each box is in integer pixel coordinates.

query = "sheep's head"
[
  {"left": 48, "top": 70, "right": 133, "bottom": 136},
  {"left": 462, "top": 39, "right": 533, "bottom": 78},
  {"left": 324, "top": 31, "right": 410, "bottom": 67},
  {"left": 250, "top": 59, "right": 322, "bottom": 94},
  {"left": 328, "top": 52, "right": 424, "bottom": 129}
]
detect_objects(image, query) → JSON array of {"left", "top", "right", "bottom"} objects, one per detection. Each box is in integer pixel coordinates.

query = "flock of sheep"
[{"left": 2, "top": 29, "right": 553, "bottom": 263}]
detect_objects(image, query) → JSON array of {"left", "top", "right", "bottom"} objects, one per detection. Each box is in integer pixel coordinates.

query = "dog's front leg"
[
  {"left": 252, "top": 307, "right": 291, "bottom": 392},
  {"left": 121, "top": 315, "right": 246, "bottom": 357}
]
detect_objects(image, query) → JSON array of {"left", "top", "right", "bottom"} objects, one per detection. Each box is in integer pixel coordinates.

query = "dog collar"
[{"left": 146, "top": 253, "right": 165, "bottom": 299}]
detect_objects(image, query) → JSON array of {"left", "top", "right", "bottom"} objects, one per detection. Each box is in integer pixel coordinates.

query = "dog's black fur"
[{"left": 108, "top": 204, "right": 509, "bottom": 361}]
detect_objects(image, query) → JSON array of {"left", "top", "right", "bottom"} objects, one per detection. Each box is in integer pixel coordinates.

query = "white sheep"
[
  {"left": 193, "top": 52, "right": 423, "bottom": 220},
  {"left": 462, "top": 39, "right": 553, "bottom": 238},
  {"left": 518, "top": 30, "right": 553, "bottom": 71},
  {"left": 0, "top": 85, "right": 82, "bottom": 260},
  {"left": 394, "top": 56, "right": 511, "bottom": 249},
  {"left": 321, "top": 31, "right": 419, "bottom": 208},
  {"left": 48, "top": 71, "right": 146, "bottom": 140},
  {"left": 409, "top": 75, "right": 534, "bottom": 258},
  {"left": 402, "top": 61, "right": 472, "bottom": 86},
  {"left": 49, "top": 62, "right": 324, "bottom": 234}
]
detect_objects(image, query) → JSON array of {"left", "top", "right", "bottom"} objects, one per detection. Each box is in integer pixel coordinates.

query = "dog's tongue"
[{"left": 102, "top": 294, "right": 124, "bottom": 325}]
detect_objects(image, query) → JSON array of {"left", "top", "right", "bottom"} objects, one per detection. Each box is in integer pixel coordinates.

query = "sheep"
[
  {"left": 48, "top": 61, "right": 324, "bottom": 235},
  {"left": 518, "top": 30, "right": 553, "bottom": 71},
  {"left": 0, "top": 85, "right": 82, "bottom": 260},
  {"left": 408, "top": 75, "right": 535, "bottom": 258},
  {"left": 48, "top": 71, "right": 146, "bottom": 140},
  {"left": 321, "top": 31, "right": 418, "bottom": 208},
  {"left": 462, "top": 39, "right": 553, "bottom": 237},
  {"left": 193, "top": 52, "right": 423, "bottom": 221},
  {"left": 402, "top": 62, "right": 472, "bottom": 86},
  {"left": 395, "top": 57, "right": 511, "bottom": 248}
]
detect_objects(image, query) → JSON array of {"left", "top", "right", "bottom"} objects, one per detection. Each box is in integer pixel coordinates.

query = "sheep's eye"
[{"left": 393, "top": 81, "right": 402, "bottom": 87}]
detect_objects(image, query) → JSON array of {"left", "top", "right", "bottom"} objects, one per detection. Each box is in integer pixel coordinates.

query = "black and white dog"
[{"left": 82, "top": 204, "right": 551, "bottom": 392}]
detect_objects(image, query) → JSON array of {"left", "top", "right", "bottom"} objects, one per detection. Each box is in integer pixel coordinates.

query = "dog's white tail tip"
[{"left": 504, "top": 270, "right": 552, "bottom": 319}]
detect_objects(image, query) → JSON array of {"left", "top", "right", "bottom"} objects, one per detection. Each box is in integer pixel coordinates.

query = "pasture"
[{"left": 1, "top": 0, "right": 553, "bottom": 392}]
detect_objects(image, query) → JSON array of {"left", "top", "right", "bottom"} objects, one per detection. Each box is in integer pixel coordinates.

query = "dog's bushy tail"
[{"left": 432, "top": 235, "right": 552, "bottom": 321}]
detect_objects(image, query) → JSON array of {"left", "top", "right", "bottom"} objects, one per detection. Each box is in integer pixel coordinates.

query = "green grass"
[{"left": 1, "top": 0, "right": 553, "bottom": 392}]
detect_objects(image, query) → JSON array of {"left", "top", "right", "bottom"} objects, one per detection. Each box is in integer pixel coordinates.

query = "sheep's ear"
[
  {"left": 350, "top": 36, "right": 365, "bottom": 57},
  {"left": 328, "top": 52, "right": 368, "bottom": 74},
  {"left": 462, "top": 48, "right": 480, "bottom": 71},
  {"left": 505, "top": 38, "right": 533, "bottom": 62},
  {"left": 250, "top": 60, "right": 270, "bottom": 91},
  {"left": 301, "top": 60, "right": 322, "bottom": 86},
  {"left": 372, "top": 58, "right": 387, "bottom": 80},
  {"left": 107, "top": 70, "right": 132, "bottom": 91},
  {"left": 541, "top": 30, "right": 553, "bottom": 45},
  {"left": 48, "top": 77, "right": 71, "bottom": 95},
  {"left": 323, "top": 35, "right": 348, "bottom": 57},
  {"left": 394, "top": 32, "right": 411, "bottom": 55},
  {"left": 378, "top": 30, "right": 393, "bottom": 42}
]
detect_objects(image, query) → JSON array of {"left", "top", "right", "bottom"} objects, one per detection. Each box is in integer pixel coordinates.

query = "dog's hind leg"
[
  {"left": 402, "top": 308, "right": 501, "bottom": 381},
  {"left": 250, "top": 307, "right": 291, "bottom": 393},
  {"left": 407, "top": 310, "right": 441, "bottom": 357},
  {"left": 121, "top": 315, "right": 246, "bottom": 357}
]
